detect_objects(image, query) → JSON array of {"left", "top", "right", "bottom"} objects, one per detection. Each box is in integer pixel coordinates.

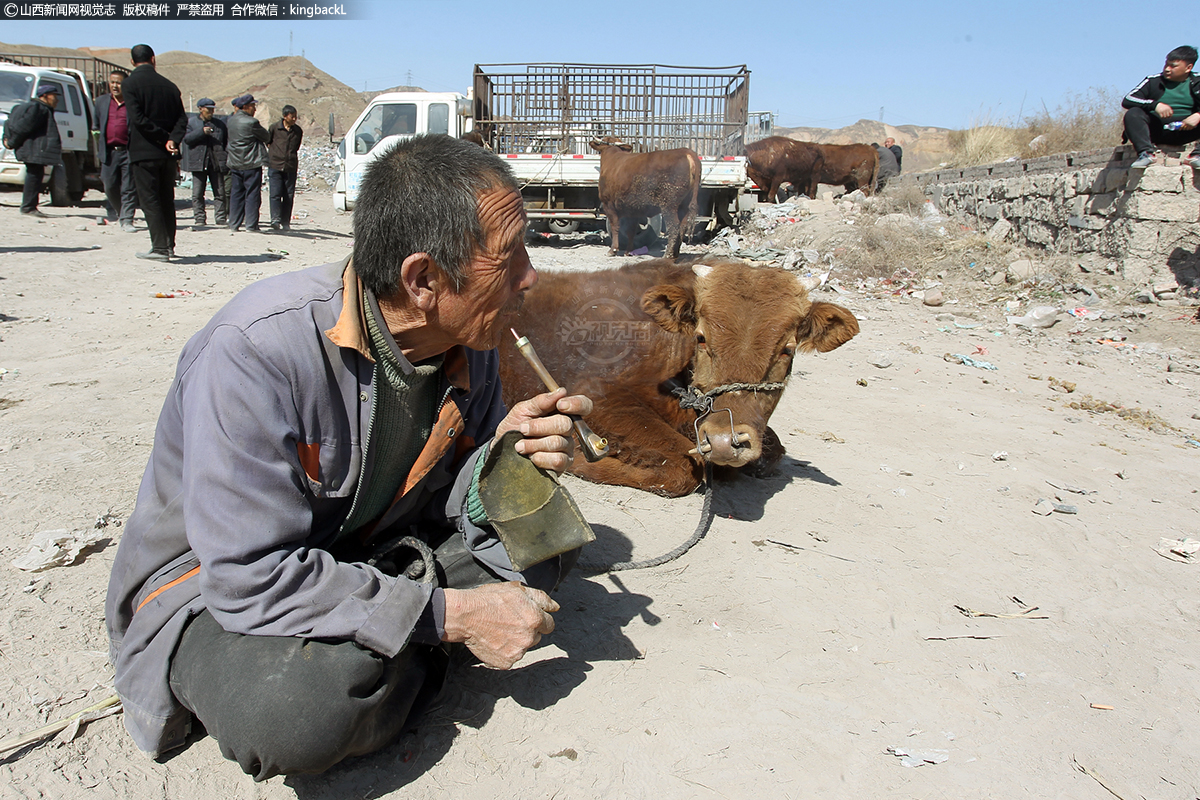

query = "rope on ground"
[{"left": 578, "top": 460, "right": 715, "bottom": 573}]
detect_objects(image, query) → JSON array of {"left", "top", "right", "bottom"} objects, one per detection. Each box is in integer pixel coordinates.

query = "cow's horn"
[{"left": 692, "top": 264, "right": 713, "bottom": 279}]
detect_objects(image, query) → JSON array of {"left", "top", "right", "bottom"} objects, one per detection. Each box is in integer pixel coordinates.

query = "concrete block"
[
  {"left": 1069, "top": 195, "right": 1085, "bottom": 217},
  {"left": 1086, "top": 193, "right": 1119, "bottom": 216},
  {"left": 1133, "top": 193, "right": 1200, "bottom": 222},
  {"left": 1022, "top": 220, "right": 1055, "bottom": 245},
  {"left": 981, "top": 202, "right": 1002, "bottom": 220},
  {"left": 1076, "top": 169, "right": 1101, "bottom": 194},
  {"left": 1031, "top": 175, "right": 1061, "bottom": 197},
  {"left": 1007, "top": 259, "right": 1036, "bottom": 281},
  {"left": 986, "top": 218, "right": 1012, "bottom": 242},
  {"left": 1136, "top": 166, "right": 1185, "bottom": 193},
  {"left": 1068, "top": 215, "right": 1105, "bottom": 230},
  {"left": 1005, "top": 178, "right": 1022, "bottom": 199},
  {"left": 1103, "top": 168, "right": 1130, "bottom": 193}
]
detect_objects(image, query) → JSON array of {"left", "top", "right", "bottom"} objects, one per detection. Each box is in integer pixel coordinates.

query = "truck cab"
[
  {"left": 333, "top": 92, "right": 472, "bottom": 211},
  {"left": 0, "top": 65, "right": 94, "bottom": 201}
]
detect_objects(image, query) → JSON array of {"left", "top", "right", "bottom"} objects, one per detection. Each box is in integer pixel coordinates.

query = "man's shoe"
[
  {"left": 1183, "top": 152, "right": 1200, "bottom": 169},
  {"left": 246, "top": 226, "right": 262, "bottom": 232},
  {"left": 136, "top": 250, "right": 171, "bottom": 262},
  {"left": 120, "top": 222, "right": 137, "bottom": 233},
  {"left": 269, "top": 221, "right": 282, "bottom": 231},
  {"left": 193, "top": 224, "right": 209, "bottom": 230},
  {"left": 20, "top": 209, "right": 48, "bottom": 217},
  {"left": 1130, "top": 151, "right": 1155, "bottom": 169}
]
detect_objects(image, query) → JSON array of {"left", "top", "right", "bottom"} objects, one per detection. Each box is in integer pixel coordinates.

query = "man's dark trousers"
[
  {"left": 167, "top": 527, "right": 576, "bottom": 781},
  {"left": 1124, "top": 106, "right": 1200, "bottom": 154},
  {"left": 132, "top": 158, "right": 177, "bottom": 254},
  {"left": 20, "top": 163, "right": 45, "bottom": 213},
  {"left": 229, "top": 168, "right": 262, "bottom": 230},
  {"left": 101, "top": 147, "right": 138, "bottom": 223},
  {"left": 268, "top": 167, "right": 297, "bottom": 229},
  {"left": 191, "top": 169, "right": 227, "bottom": 225}
]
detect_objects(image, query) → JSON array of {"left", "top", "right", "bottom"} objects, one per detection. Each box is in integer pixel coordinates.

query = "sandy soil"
[{"left": 2, "top": 184, "right": 1200, "bottom": 800}]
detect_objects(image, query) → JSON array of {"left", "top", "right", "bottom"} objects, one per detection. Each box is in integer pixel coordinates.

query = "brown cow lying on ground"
[
  {"left": 746, "top": 136, "right": 824, "bottom": 201},
  {"left": 499, "top": 257, "right": 859, "bottom": 497},
  {"left": 589, "top": 137, "right": 701, "bottom": 259},
  {"left": 747, "top": 138, "right": 880, "bottom": 200}
]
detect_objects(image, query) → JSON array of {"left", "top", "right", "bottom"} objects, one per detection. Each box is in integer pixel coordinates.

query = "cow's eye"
[
  {"left": 782, "top": 346, "right": 795, "bottom": 357},
  {"left": 696, "top": 333, "right": 707, "bottom": 345}
]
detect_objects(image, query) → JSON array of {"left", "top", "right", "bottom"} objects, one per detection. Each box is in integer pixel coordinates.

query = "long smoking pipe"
[{"left": 510, "top": 328, "right": 610, "bottom": 462}]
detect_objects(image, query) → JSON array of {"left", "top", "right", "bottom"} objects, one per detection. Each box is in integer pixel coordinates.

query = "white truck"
[
  {"left": 0, "top": 52, "right": 126, "bottom": 205},
  {"left": 333, "top": 63, "right": 771, "bottom": 235}
]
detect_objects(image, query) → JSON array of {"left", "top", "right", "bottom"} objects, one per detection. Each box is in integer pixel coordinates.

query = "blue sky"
[{"left": 1, "top": 0, "right": 1182, "bottom": 130}]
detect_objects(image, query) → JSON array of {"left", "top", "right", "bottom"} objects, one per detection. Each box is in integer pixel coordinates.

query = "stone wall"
[{"left": 911, "top": 144, "right": 1200, "bottom": 286}]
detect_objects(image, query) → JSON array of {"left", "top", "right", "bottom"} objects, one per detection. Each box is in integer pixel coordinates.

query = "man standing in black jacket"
[
  {"left": 181, "top": 98, "right": 228, "bottom": 228},
  {"left": 267, "top": 104, "right": 303, "bottom": 231},
  {"left": 1122, "top": 45, "right": 1200, "bottom": 169},
  {"left": 121, "top": 44, "right": 187, "bottom": 261},
  {"left": 225, "top": 93, "right": 270, "bottom": 232},
  {"left": 2, "top": 84, "right": 62, "bottom": 217}
]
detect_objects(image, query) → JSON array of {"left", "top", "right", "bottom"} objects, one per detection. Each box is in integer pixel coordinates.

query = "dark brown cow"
[
  {"left": 589, "top": 137, "right": 701, "bottom": 259},
  {"left": 746, "top": 138, "right": 880, "bottom": 200},
  {"left": 499, "top": 257, "right": 859, "bottom": 497},
  {"left": 815, "top": 143, "right": 879, "bottom": 196},
  {"left": 746, "top": 136, "right": 824, "bottom": 201}
]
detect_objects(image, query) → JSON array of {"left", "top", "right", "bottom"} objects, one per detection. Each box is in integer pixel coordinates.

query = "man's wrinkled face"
[
  {"left": 42, "top": 92, "right": 60, "bottom": 109},
  {"left": 199, "top": 106, "right": 214, "bottom": 122},
  {"left": 435, "top": 188, "right": 536, "bottom": 351},
  {"left": 109, "top": 73, "right": 124, "bottom": 100},
  {"left": 1163, "top": 59, "right": 1194, "bottom": 82}
]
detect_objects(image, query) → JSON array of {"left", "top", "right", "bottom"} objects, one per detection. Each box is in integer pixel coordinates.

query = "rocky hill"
[
  {"left": 1, "top": 42, "right": 371, "bottom": 139},
  {"left": 774, "top": 119, "right": 952, "bottom": 173}
]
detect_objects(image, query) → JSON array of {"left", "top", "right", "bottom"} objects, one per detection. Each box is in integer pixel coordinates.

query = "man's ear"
[{"left": 400, "top": 252, "right": 441, "bottom": 311}]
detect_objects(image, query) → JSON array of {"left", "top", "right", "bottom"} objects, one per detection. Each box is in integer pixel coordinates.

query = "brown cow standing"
[
  {"left": 499, "top": 257, "right": 859, "bottom": 497},
  {"left": 746, "top": 137, "right": 880, "bottom": 200},
  {"left": 746, "top": 136, "right": 824, "bottom": 202},
  {"left": 589, "top": 137, "right": 701, "bottom": 259}
]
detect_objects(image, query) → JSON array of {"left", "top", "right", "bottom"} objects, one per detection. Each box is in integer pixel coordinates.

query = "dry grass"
[
  {"left": 1067, "top": 395, "right": 1178, "bottom": 434},
  {"left": 948, "top": 88, "right": 1125, "bottom": 167}
]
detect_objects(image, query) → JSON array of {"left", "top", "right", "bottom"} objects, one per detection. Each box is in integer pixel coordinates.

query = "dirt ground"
[{"left": 2, "top": 182, "right": 1200, "bottom": 800}]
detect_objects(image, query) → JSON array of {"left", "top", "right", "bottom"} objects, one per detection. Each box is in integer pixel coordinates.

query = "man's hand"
[
  {"left": 442, "top": 582, "right": 559, "bottom": 669},
  {"left": 1155, "top": 102, "right": 1175, "bottom": 119},
  {"left": 166, "top": 140, "right": 179, "bottom": 155},
  {"left": 1181, "top": 113, "right": 1200, "bottom": 130},
  {"left": 494, "top": 387, "right": 594, "bottom": 474}
]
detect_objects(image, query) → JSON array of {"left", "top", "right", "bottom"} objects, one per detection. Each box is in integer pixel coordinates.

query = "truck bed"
[{"left": 502, "top": 153, "right": 749, "bottom": 188}]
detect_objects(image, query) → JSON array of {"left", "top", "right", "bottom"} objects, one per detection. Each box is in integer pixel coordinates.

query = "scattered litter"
[
  {"left": 1032, "top": 499, "right": 1054, "bottom": 516},
  {"left": 953, "top": 321, "right": 980, "bottom": 329},
  {"left": 887, "top": 747, "right": 949, "bottom": 768},
  {"left": 0, "top": 695, "right": 121, "bottom": 757},
  {"left": 868, "top": 352, "right": 893, "bottom": 369},
  {"left": 1154, "top": 537, "right": 1200, "bottom": 563},
  {"left": 12, "top": 529, "right": 104, "bottom": 572},
  {"left": 1052, "top": 503, "right": 1078, "bottom": 514},
  {"left": 151, "top": 290, "right": 194, "bottom": 299},
  {"left": 1046, "top": 480, "right": 1094, "bottom": 495},
  {"left": 855, "top": 378, "right": 867, "bottom": 386},
  {"left": 1066, "top": 307, "right": 1104, "bottom": 321},
  {"left": 955, "top": 604, "right": 1047, "bottom": 620},
  {"left": 1048, "top": 377, "right": 1076, "bottom": 393},
  {"left": 1007, "top": 306, "right": 1059, "bottom": 328},
  {"left": 1089, "top": 703, "right": 1114, "bottom": 711},
  {"left": 267, "top": 248, "right": 289, "bottom": 256},
  {"left": 944, "top": 353, "right": 997, "bottom": 370},
  {"left": 991, "top": 451, "right": 1007, "bottom": 461},
  {"left": 626, "top": 246, "right": 650, "bottom": 256}
]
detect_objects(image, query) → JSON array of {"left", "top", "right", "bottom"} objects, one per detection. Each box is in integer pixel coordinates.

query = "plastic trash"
[
  {"left": 12, "top": 529, "right": 104, "bottom": 572},
  {"left": 1007, "top": 306, "right": 1059, "bottom": 328}
]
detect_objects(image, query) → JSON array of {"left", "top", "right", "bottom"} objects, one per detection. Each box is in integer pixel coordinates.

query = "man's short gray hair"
[{"left": 353, "top": 134, "right": 519, "bottom": 297}]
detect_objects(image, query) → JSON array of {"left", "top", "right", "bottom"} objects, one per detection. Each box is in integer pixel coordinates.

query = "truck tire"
[{"left": 546, "top": 218, "right": 579, "bottom": 234}]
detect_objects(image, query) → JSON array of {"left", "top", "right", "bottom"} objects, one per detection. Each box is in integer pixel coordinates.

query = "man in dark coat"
[
  {"left": 874, "top": 143, "right": 899, "bottom": 193},
  {"left": 181, "top": 98, "right": 228, "bottom": 228},
  {"left": 95, "top": 70, "right": 139, "bottom": 232},
  {"left": 2, "top": 83, "right": 62, "bottom": 217},
  {"left": 121, "top": 43, "right": 187, "bottom": 261},
  {"left": 267, "top": 104, "right": 303, "bottom": 230},
  {"left": 225, "top": 93, "right": 270, "bottom": 232},
  {"left": 1123, "top": 45, "right": 1200, "bottom": 169},
  {"left": 884, "top": 137, "right": 903, "bottom": 172}
]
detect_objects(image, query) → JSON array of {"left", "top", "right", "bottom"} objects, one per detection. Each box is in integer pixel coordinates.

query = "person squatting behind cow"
[
  {"left": 874, "top": 142, "right": 899, "bottom": 192},
  {"left": 1124, "top": 44, "right": 1200, "bottom": 169},
  {"left": 181, "top": 98, "right": 228, "bottom": 228},
  {"left": 121, "top": 43, "right": 188, "bottom": 262},
  {"left": 225, "top": 93, "right": 270, "bottom": 231},
  {"left": 105, "top": 133, "right": 596, "bottom": 780},
  {"left": 1, "top": 82, "right": 61, "bottom": 216},
  {"left": 267, "top": 104, "right": 303, "bottom": 230},
  {"left": 95, "top": 71, "right": 140, "bottom": 231}
]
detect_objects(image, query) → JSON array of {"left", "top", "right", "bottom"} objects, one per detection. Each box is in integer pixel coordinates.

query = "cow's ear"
[
  {"left": 797, "top": 301, "right": 860, "bottom": 353},
  {"left": 617, "top": 142, "right": 634, "bottom": 152},
  {"left": 642, "top": 284, "right": 697, "bottom": 334}
]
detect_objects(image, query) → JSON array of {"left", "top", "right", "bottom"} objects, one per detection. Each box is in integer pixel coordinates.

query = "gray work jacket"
[{"left": 105, "top": 259, "right": 516, "bottom": 756}]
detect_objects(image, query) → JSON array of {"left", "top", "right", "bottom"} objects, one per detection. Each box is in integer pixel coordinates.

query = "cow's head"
[
  {"left": 589, "top": 136, "right": 635, "bottom": 154},
  {"left": 642, "top": 260, "right": 858, "bottom": 469}
]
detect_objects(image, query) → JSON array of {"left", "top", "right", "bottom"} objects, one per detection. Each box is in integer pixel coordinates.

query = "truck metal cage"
[
  {"left": 0, "top": 52, "right": 128, "bottom": 99},
  {"left": 473, "top": 63, "right": 752, "bottom": 157}
]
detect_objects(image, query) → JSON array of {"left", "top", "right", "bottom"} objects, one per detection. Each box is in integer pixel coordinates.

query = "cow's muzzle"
[{"left": 673, "top": 381, "right": 786, "bottom": 467}]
